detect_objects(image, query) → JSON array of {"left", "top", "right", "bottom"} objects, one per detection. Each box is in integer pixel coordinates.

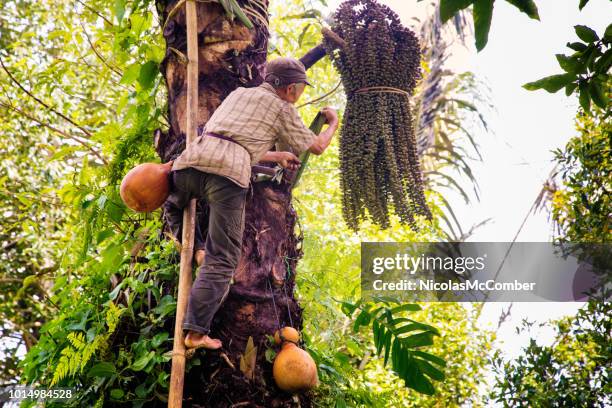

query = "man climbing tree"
[{"left": 163, "top": 56, "right": 339, "bottom": 351}]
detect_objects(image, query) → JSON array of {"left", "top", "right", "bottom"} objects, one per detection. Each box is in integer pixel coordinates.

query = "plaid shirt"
[{"left": 171, "top": 82, "right": 317, "bottom": 188}]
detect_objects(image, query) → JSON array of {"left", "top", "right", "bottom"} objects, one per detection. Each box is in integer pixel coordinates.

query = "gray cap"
[{"left": 264, "top": 57, "right": 312, "bottom": 87}]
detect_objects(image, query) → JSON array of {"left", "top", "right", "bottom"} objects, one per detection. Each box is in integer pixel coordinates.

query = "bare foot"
[
  {"left": 184, "top": 331, "right": 222, "bottom": 350},
  {"left": 195, "top": 249, "right": 206, "bottom": 267}
]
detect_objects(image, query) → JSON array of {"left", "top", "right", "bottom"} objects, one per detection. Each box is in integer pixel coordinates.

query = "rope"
[
  {"left": 352, "top": 86, "right": 411, "bottom": 97},
  {"left": 266, "top": 262, "right": 295, "bottom": 332},
  {"left": 266, "top": 277, "right": 281, "bottom": 331},
  {"left": 297, "top": 80, "right": 342, "bottom": 109},
  {"left": 297, "top": 84, "right": 408, "bottom": 110},
  {"left": 281, "top": 257, "right": 294, "bottom": 328}
]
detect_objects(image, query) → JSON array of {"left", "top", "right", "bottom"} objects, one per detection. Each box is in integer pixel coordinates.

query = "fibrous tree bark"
[{"left": 154, "top": 1, "right": 320, "bottom": 406}]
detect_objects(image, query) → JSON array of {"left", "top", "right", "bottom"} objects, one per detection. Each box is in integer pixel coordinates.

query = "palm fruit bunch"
[{"left": 323, "top": 0, "right": 432, "bottom": 231}]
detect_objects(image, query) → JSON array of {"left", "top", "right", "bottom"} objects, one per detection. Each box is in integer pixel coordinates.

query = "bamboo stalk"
[{"left": 168, "top": 0, "right": 199, "bottom": 407}]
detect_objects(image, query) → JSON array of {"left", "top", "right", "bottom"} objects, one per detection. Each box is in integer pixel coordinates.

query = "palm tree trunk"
[{"left": 155, "top": 1, "right": 313, "bottom": 406}]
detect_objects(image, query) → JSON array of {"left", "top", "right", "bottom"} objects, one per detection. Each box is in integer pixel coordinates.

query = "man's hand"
[
  {"left": 260, "top": 151, "right": 301, "bottom": 170},
  {"left": 308, "top": 107, "right": 339, "bottom": 155},
  {"left": 321, "top": 107, "right": 339, "bottom": 127},
  {"left": 276, "top": 151, "right": 301, "bottom": 171}
]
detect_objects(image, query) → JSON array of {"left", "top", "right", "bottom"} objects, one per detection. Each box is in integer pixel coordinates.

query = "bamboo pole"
[{"left": 168, "top": 0, "right": 198, "bottom": 406}]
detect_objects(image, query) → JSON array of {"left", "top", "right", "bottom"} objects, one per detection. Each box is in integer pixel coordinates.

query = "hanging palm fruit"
[{"left": 323, "top": 0, "right": 433, "bottom": 231}]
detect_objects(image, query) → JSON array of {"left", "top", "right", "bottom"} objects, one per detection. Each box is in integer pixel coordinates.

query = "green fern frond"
[
  {"left": 51, "top": 347, "right": 77, "bottom": 386},
  {"left": 67, "top": 332, "right": 86, "bottom": 349},
  {"left": 50, "top": 357, "right": 66, "bottom": 386},
  {"left": 50, "top": 303, "right": 125, "bottom": 383},
  {"left": 81, "top": 336, "right": 104, "bottom": 373},
  {"left": 51, "top": 329, "right": 112, "bottom": 382},
  {"left": 106, "top": 302, "right": 125, "bottom": 334},
  {"left": 69, "top": 351, "right": 82, "bottom": 377}
]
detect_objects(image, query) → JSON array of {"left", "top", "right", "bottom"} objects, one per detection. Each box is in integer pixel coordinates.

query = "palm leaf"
[
  {"left": 346, "top": 299, "right": 446, "bottom": 395},
  {"left": 413, "top": 1, "right": 492, "bottom": 240}
]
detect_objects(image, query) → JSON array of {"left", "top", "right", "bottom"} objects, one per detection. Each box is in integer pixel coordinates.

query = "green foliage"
[
  {"left": 523, "top": 24, "right": 611, "bottom": 113},
  {"left": 550, "top": 103, "right": 611, "bottom": 242},
  {"left": 218, "top": 0, "right": 255, "bottom": 29},
  {"left": 472, "top": 0, "right": 495, "bottom": 52},
  {"left": 438, "top": 0, "right": 473, "bottom": 23},
  {"left": 505, "top": 0, "right": 540, "bottom": 19},
  {"left": 343, "top": 299, "right": 446, "bottom": 395},
  {"left": 436, "top": 0, "right": 540, "bottom": 51},
  {"left": 18, "top": 219, "right": 180, "bottom": 407},
  {"left": 0, "top": 0, "right": 177, "bottom": 404},
  {"left": 490, "top": 300, "right": 611, "bottom": 407},
  {"left": 50, "top": 303, "right": 124, "bottom": 386}
]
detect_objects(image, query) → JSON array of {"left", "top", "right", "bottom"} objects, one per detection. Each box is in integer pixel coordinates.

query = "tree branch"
[
  {"left": 300, "top": 28, "right": 346, "bottom": 71},
  {"left": 76, "top": 0, "right": 114, "bottom": 27},
  {"left": 0, "top": 278, "right": 24, "bottom": 284},
  {"left": 78, "top": 20, "right": 123, "bottom": 77},
  {"left": 0, "top": 101, "right": 108, "bottom": 165},
  {"left": 0, "top": 56, "right": 94, "bottom": 139}
]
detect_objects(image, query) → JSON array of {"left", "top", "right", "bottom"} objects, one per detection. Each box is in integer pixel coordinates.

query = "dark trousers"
[{"left": 164, "top": 167, "right": 247, "bottom": 335}]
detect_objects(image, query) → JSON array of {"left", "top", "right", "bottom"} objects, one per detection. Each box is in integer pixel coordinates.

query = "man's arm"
[
  {"left": 277, "top": 104, "right": 339, "bottom": 157},
  {"left": 308, "top": 107, "right": 339, "bottom": 155},
  {"left": 260, "top": 151, "right": 301, "bottom": 171}
]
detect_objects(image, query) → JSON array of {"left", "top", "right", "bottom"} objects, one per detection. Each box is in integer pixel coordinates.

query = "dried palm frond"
[
  {"left": 162, "top": 0, "right": 263, "bottom": 32},
  {"left": 412, "top": 1, "right": 493, "bottom": 241}
]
